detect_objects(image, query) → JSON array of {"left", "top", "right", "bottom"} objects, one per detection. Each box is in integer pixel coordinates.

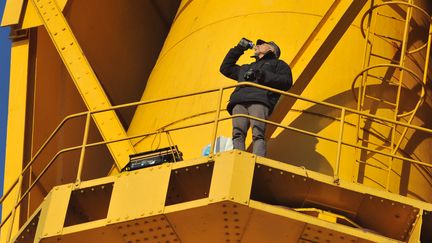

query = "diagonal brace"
[{"left": 30, "top": 0, "right": 135, "bottom": 171}]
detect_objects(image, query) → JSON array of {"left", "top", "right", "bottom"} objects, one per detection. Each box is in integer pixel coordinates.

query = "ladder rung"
[
  {"left": 364, "top": 95, "right": 397, "bottom": 106},
  {"left": 355, "top": 159, "right": 388, "bottom": 171},
  {"left": 376, "top": 12, "right": 405, "bottom": 23},
  {"left": 357, "top": 137, "right": 392, "bottom": 149},
  {"left": 365, "top": 74, "right": 400, "bottom": 86},
  {"left": 374, "top": 33, "right": 403, "bottom": 43},
  {"left": 359, "top": 115, "right": 395, "bottom": 128},
  {"left": 370, "top": 52, "right": 400, "bottom": 63}
]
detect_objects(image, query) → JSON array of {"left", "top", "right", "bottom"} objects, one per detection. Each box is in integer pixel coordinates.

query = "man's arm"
[
  {"left": 260, "top": 61, "right": 293, "bottom": 91},
  {"left": 219, "top": 45, "right": 245, "bottom": 80}
]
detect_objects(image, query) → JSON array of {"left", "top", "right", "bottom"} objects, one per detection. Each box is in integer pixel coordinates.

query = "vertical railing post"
[
  {"left": 76, "top": 112, "right": 91, "bottom": 184},
  {"left": 334, "top": 108, "right": 346, "bottom": 184},
  {"left": 6, "top": 175, "right": 23, "bottom": 242},
  {"left": 209, "top": 88, "right": 224, "bottom": 157}
]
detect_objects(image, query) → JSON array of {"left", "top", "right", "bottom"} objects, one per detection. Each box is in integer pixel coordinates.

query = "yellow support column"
[
  {"left": 1, "top": 0, "right": 25, "bottom": 26},
  {"left": 1, "top": 39, "right": 29, "bottom": 243},
  {"left": 29, "top": 0, "right": 135, "bottom": 171}
]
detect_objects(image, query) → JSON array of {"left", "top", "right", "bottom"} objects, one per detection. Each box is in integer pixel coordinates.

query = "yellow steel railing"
[{"left": 1, "top": 82, "right": 432, "bottom": 241}]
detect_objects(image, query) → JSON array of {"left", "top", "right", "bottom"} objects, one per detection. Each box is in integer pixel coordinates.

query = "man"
[{"left": 220, "top": 38, "right": 293, "bottom": 156}]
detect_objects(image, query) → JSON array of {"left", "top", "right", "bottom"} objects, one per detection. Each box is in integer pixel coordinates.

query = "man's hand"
[
  {"left": 237, "top": 38, "right": 254, "bottom": 51},
  {"left": 243, "top": 69, "right": 264, "bottom": 82}
]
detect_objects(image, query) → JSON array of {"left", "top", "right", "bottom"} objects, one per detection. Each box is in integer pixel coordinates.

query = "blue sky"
[{"left": 0, "top": 0, "right": 11, "bottom": 197}]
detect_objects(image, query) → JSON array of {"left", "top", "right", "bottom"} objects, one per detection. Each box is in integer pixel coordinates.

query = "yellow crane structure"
[{"left": 1, "top": 0, "right": 432, "bottom": 242}]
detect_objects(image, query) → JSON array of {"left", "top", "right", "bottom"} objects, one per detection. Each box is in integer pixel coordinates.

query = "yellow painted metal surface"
[
  {"left": 128, "top": 0, "right": 336, "bottom": 158},
  {"left": 1, "top": 0, "right": 432, "bottom": 242},
  {"left": 35, "top": 185, "right": 72, "bottom": 238},
  {"left": 209, "top": 151, "right": 256, "bottom": 205},
  {"left": 127, "top": 0, "right": 432, "bottom": 202},
  {"left": 22, "top": 0, "right": 68, "bottom": 29},
  {"left": 1, "top": 0, "right": 68, "bottom": 27},
  {"left": 1, "top": 39, "right": 29, "bottom": 243},
  {"left": 107, "top": 164, "right": 171, "bottom": 221},
  {"left": 9, "top": 151, "right": 430, "bottom": 242},
  {"left": 30, "top": 0, "right": 135, "bottom": 171},
  {"left": 1, "top": 0, "right": 25, "bottom": 26}
]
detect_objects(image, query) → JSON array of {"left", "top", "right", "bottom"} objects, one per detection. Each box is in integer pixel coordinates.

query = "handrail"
[
  {"left": 1, "top": 81, "right": 432, "bottom": 239},
  {"left": 350, "top": 63, "right": 427, "bottom": 118}
]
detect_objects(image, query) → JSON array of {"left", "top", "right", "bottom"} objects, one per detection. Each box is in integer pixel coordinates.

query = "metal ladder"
[{"left": 353, "top": 0, "right": 431, "bottom": 190}]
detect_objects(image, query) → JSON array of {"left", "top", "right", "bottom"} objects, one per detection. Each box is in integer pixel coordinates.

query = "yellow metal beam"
[
  {"left": 1, "top": 39, "right": 29, "bottom": 243},
  {"left": 107, "top": 164, "right": 172, "bottom": 222},
  {"left": 1, "top": 0, "right": 25, "bottom": 26},
  {"left": 1, "top": 0, "right": 68, "bottom": 27},
  {"left": 29, "top": 0, "right": 135, "bottom": 171},
  {"left": 208, "top": 151, "right": 256, "bottom": 205},
  {"left": 34, "top": 184, "right": 72, "bottom": 239}
]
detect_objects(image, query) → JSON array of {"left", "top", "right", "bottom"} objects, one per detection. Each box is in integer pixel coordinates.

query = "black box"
[{"left": 121, "top": 146, "right": 183, "bottom": 172}]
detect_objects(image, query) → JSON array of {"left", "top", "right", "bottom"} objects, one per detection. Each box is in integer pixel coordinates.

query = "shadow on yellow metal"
[{"left": 10, "top": 150, "right": 432, "bottom": 243}]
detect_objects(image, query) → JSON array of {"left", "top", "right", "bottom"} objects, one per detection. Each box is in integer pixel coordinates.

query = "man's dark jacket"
[{"left": 220, "top": 45, "right": 293, "bottom": 114}]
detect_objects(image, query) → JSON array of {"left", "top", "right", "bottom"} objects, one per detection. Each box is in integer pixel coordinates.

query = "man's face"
[{"left": 254, "top": 43, "right": 274, "bottom": 57}]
